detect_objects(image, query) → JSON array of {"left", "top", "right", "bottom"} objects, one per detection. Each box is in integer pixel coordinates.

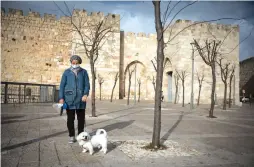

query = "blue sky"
[{"left": 1, "top": 1, "right": 254, "bottom": 61}]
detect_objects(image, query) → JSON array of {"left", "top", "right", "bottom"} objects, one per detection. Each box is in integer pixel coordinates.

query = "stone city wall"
[{"left": 1, "top": 8, "right": 240, "bottom": 104}]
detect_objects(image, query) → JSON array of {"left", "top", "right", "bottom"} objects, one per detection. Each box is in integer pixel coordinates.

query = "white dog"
[{"left": 76, "top": 129, "right": 108, "bottom": 155}]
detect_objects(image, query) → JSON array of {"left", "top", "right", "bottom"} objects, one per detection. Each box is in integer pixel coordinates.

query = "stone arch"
[{"left": 123, "top": 60, "right": 146, "bottom": 97}]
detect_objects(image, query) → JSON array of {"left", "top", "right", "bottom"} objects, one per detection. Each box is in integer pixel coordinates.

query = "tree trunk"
[
  {"left": 209, "top": 65, "right": 216, "bottom": 118},
  {"left": 174, "top": 86, "right": 178, "bottom": 104},
  {"left": 182, "top": 80, "right": 185, "bottom": 107},
  {"left": 174, "top": 75, "right": 179, "bottom": 104},
  {"left": 127, "top": 76, "right": 131, "bottom": 105},
  {"left": 99, "top": 84, "right": 102, "bottom": 101},
  {"left": 229, "top": 76, "right": 233, "bottom": 108},
  {"left": 223, "top": 82, "right": 227, "bottom": 110},
  {"left": 91, "top": 62, "right": 96, "bottom": 117},
  {"left": 110, "top": 77, "right": 118, "bottom": 102},
  {"left": 153, "top": 83, "right": 156, "bottom": 92},
  {"left": 138, "top": 83, "right": 141, "bottom": 102},
  {"left": 152, "top": 76, "right": 156, "bottom": 92},
  {"left": 123, "top": 75, "right": 127, "bottom": 98},
  {"left": 197, "top": 85, "right": 202, "bottom": 106},
  {"left": 152, "top": 0, "right": 164, "bottom": 148}
]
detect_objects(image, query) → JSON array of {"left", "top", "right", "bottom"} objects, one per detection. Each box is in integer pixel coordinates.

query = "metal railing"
[{"left": 1, "top": 82, "right": 57, "bottom": 104}]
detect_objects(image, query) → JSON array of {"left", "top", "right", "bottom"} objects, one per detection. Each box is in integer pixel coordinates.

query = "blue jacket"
[{"left": 59, "top": 68, "right": 90, "bottom": 110}]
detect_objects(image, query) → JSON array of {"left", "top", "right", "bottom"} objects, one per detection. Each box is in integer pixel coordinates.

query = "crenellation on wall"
[
  {"left": 28, "top": 11, "right": 40, "bottom": 18},
  {"left": 91, "top": 11, "right": 98, "bottom": 16},
  {"left": 169, "top": 19, "right": 240, "bottom": 38},
  {"left": 44, "top": 13, "right": 56, "bottom": 20},
  {"left": 125, "top": 32, "right": 157, "bottom": 39},
  {"left": 8, "top": 8, "right": 23, "bottom": 16},
  {"left": 2, "top": 7, "right": 120, "bottom": 29},
  {"left": 137, "top": 32, "right": 147, "bottom": 37},
  {"left": 73, "top": 9, "right": 87, "bottom": 17},
  {"left": 97, "top": 11, "right": 104, "bottom": 17}
]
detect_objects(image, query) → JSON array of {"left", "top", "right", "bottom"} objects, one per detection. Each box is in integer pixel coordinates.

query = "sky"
[{"left": 1, "top": 1, "right": 254, "bottom": 61}]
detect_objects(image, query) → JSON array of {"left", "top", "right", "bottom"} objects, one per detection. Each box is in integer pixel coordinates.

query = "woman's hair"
[{"left": 70, "top": 55, "right": 82, "bottom": 64}]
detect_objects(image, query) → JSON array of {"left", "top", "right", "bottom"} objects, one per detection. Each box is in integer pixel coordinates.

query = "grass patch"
[{"left": 141, "top": 142, "right": 167, "bottom": 151}]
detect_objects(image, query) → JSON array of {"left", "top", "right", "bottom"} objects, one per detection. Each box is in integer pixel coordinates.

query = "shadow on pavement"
[
  {"left": 1, "top": 111, "right": 140, "bottom": 152},
  {"left": 1, "top": 114, "right": 60, "bottom": 124},
  {"left": 1, "top": 130, "right": 68, "bottom": 152},
  {"left": 1, "top": 115, "right": 25, "bottom": 120},
  {"left": 160, "top": 111, "right": 184, "bottom": 144},
  {"left": 1, "top": 113, "right": 139, "bottom": 152},
  {"left": 96, "top": 106, "right": 138, "bottom": 116}
]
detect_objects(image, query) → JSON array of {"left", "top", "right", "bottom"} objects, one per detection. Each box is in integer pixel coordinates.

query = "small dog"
[{"left": 76, "top": 129, "right": 108, "bottom": 155}]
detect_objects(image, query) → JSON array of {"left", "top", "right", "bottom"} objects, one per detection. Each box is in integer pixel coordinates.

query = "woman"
[{"left": 59, "top": 55, "right": 90, "bottom": 143}]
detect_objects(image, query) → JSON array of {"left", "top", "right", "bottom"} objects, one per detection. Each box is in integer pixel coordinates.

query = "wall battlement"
[
  {"left": 167, "top": 19, "right": 239, "bottom": 35},
  {"left": 1, "top": 8, "right": 120, "bottom": 25},
  {"left": 125, "top": 32, "right": 157, "bottom": 39}
]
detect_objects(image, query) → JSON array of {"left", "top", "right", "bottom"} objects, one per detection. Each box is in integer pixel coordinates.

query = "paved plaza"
[{"left": 1, "top": 100, "right": 254, "bottom": 167}]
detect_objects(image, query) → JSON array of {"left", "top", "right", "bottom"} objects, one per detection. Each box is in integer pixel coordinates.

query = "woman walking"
[{"left": 59, "top": 55, "right": 90, "bottom": 143}]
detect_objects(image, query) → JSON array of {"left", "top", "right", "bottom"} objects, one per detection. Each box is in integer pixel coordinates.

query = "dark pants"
[{"left": 66, "top": 109, "right": 85, "bottom": 137}]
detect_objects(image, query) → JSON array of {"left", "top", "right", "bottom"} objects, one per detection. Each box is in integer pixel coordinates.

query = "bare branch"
[
  {"left": 163, "top": 0, "right": 197, "bottom": 33},
  {"left": 151, "top": 59, "right": 157, "bottom": 72},
  {"left": 162, "top": 1, "right": 181, "bottom": 28},
  {"left": 221, "top": 26, "right": 254, "bottom": 56}
]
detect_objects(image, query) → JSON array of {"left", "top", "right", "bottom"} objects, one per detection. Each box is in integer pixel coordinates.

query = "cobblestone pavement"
[{"left": 1, "top": 100, "right": 254, "bottom": 167}]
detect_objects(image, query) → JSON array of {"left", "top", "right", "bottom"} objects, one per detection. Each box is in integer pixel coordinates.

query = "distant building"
[{"left": 240, "top": 57, "right": 254, "bottom": 98}]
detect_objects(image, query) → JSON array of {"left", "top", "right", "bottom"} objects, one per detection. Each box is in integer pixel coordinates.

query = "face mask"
[{"left": 71, "top": 64, "right": 80, "bottom": 69}]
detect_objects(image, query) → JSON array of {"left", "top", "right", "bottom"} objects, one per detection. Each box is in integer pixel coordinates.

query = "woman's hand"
[
  {"left": 82, "top": 95, "right": 88, "bottom": 102},
  {"left": 59, "top": 99, "right": 64, "bottom": 104}
]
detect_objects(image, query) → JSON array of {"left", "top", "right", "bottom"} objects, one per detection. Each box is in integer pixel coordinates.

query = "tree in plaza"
[
  {"left": 175, "top": 69, "right": 188, "bottom": 107},
  {"left": 193, "top": 39, "right": 221, "bottom": 117},
  {"left": 127, "top": 65, "right": 136, "bottom": 105},
  {"left": 217, "top": 58, "right": 231, "bottom": 110},
  {"left": 137, "top": 78, "right": 141, "bottom": 102},
  {"left": 174, "top": 73, "right": 180, "bottom": 104},
  {"left": 196, "top": 71, "right": 205, "bottom": 106},
  {"left": 110, "top": 72, "right": 119, "bottom": 102},
  {"left": 228, "top": 65, "right": 235, "bottom": 108},
  {"left": 98, "top": 74, "right": 104, "bottom": 101}
]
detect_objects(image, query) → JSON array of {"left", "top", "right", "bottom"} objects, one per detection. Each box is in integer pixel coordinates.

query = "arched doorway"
[{"left": 123, "top": 60, "right": 146, "bottom": 97}]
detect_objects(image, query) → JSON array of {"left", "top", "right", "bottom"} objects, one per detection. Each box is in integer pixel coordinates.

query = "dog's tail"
[{"left": 96, "top": 129, "right": 107, "bottom": 137}]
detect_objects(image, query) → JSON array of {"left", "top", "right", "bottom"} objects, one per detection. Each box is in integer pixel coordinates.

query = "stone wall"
[
  {"left": 163, "top": 20, "right": 240, "bottom": 105},
  {"left": 1, "top": 8, "right": 72, "bottom": 84},
  {"left": 1, "top": 8, "right": 241, "bottom": 104}
]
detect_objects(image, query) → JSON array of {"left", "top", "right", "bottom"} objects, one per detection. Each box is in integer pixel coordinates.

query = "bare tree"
[
  {"left": 176, "top": 69, "right": 188, "bottom": 107},
  {"left": 196, "top": 71, "right": 205, "bottom": 106},
  {"left": 151, "top": 56, "right": 171, "bottom": 90},
  {"left": 137, "top": 78, "right": 141, "bottom": 102},
  {"left": 127, "top": 66, "right": 136, "bottom": 105},
  {"left": 110, "top": 72, "right": 119, "bottom": 102},
  {"left": 217, "top": 58, "right": 231, "bottom": 110},
  {"left": 54, "top": 2, "right": 120, "bottom": 117},
  {"left": 193, "top": 39, "right": 221, "bottom": 118},
  {"left": 228, "top": 65, "right": 235, "bottom": 108},
  {"left": 151, "top": 0, "right": 166, "bottom": 148},
  {"left": 98, "top": 74, "right": 104, "bottom": 101},
  {"left": 151, "top": 56, "right": 171, "bottom": 72},
  {"left": 174, "top": 73, "right": 180, "bottom": 104},
  {"left": 152, "top": 76, "right": 156, "bottom": 92}
]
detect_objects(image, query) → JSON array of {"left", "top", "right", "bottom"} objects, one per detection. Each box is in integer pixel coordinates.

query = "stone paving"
[{"left": 1, "top": 100, "right": 254, "bottom": 167}]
